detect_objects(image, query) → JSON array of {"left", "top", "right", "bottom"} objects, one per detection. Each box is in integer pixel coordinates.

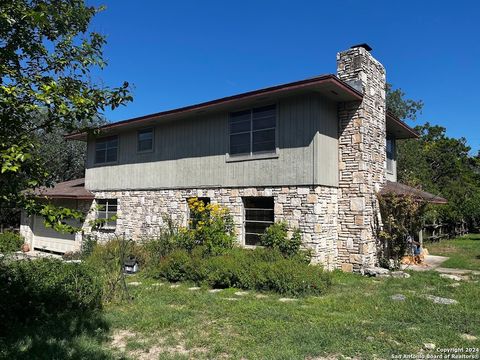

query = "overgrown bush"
[
  {"left": 0, "top": 231, "right": 23, "bottom": 254},
  {"left": 141, "top": 215, "right": 188, "bottom": 276},
  {"left": 376, "top": 193, "right": 427, "bottom": 269},
  {"left": 156, "top": 247, "right": 331, "bottom": 296},
  {"left": 0, "top": 258, "right": 102, "bottom": 332},
  {"left": 157, "top": 249, "right": 194, "bottom": 282},
  {"left": 185, "top": 197, "right": 236, "bottom": 255},
  {"left": 260, "top": 222, "right": 310, "bottom": 261},
  {"left": 85, "top": 236, "right": 142, "bottom": 302}
]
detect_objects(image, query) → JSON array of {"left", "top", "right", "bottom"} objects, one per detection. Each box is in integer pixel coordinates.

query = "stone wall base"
[{"left": 86, "top": 185, "right": 339, "bottom": 270}]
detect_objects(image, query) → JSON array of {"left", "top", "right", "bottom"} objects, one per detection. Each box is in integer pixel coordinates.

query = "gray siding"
[{"left": 85, "top": 94, "right": 338, "bottom": 190}]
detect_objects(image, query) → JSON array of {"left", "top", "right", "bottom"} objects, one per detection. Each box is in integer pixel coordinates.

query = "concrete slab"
[
  {"left": 401, "top": 255, "right": 449, "bottom": 272},
  {"left": 436, "top": 267, "right": 480, "bottom": 276}
]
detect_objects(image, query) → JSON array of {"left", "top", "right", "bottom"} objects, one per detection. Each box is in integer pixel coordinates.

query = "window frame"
[
  {"left": 386, "top": 137, "right": 395, "bottom": 173},
  {"left": 96, "top": 199, "right": 118, "bottom": 230},
  {"left": 137, "top": 127, "right": 155, "bottom": 153},
  {"left": 242, "top": 197, "right": 275, "bottom": 247},
  {"left": 226, "top": 103, "right": 279, "bottom": 162},
  {"left": 94, "top": 135, "right": 119, "bottom": 165}
]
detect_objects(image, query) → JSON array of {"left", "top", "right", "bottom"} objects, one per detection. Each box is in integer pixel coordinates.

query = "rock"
[
  {"left": 234, "top": 291, "right": 248, "bottom": 296},
  {"left": 208, "top": 289, "right": 222, "bottom": 293},
  {"left": 188, "top": 287, "right": 200, "bottom": 291},
  {"left": 255, "top": 294, "right": 269, "bottom": 299},
  {"left": 461, "top": 334, "right": 477, "bottom": 341},
  {"left": 440, "top": 274, "right": 465, "bottom": 281},
  {"left": 366, "top": 336, "right": 375, "bottom": 342},
  {"left": 425, "top": 295, "right": 458, "bottom": 305},
  {"left": 169, "top": 284, "right": 180, "bottom": 288},
  {"left": 391, "top": 294, "right": 406, "bottom": 301},
  {"left": 364, "top": 267, "right": 390, "bottom": 277},
  {"left": 390, "top": 271, "right": 411, "bottom": 279},
  {"left": 279, "top": 297, "right": 298, "bottom": 302},
  {"left": 423, "top": 343, "right": 436, "bottom": 350},
  {"left": 449, "top": 283, "right": 461, "bottom": 288},
  {"left": 128, "top": 282, "right": 141, "bottom": 286}
]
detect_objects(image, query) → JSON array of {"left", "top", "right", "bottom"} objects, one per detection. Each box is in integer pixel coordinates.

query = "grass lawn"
[
  {"left": 426, "top": 233, "right": 480, "bottom": 271},
  {"left": 2, "top": 270, "right": 479, "bottom": 359}
]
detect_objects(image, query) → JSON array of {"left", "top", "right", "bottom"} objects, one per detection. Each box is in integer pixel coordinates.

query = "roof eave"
[
  {"left": 66, "top": 75, "right": 363, "bottom": 141},
  {"left": 386, "top": 111, "right": 420, "bottom": 139}
]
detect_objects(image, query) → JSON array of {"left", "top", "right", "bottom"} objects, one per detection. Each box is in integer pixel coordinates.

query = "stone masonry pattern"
[
  {"left": 336, "top": 47, "right": 387, "bottom": 272},
  {"left": 86, "top": 186, "right": 339, "bottom": 270}
]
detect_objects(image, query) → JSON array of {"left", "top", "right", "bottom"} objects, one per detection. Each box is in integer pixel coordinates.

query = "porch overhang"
[
  {"left": 386, "top": 112, "right": 419, "bottom": 139},
  {"left": 379, "top": 181, "right": 447, "bottom": 204},
  {"left": 29, "top": 178, "right": 94, "bottom": 200}
]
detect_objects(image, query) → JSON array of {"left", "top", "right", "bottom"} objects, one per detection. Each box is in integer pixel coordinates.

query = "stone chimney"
[{"left": 336, "top": 44, "right": 387, "bottom": 272}]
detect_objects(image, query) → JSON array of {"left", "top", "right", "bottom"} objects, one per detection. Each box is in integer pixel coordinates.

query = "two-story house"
[{"left": 20, "top": 44, "right": 446, "bottom": 271}]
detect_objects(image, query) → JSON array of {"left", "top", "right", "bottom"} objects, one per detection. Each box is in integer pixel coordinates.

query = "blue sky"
[{"left": 88, "top": 0, "right": 480, "bottom": 154}]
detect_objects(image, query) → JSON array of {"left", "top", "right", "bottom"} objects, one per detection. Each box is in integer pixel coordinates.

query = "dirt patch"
[
  {"left": 129, "top": 342, "right": 208, "bottom": 360},
  {"left": 111, "top": 329, "right": 137, "bottom": 351},
  {"left": 112, "top": 329, "right": 210, "bottom": 360}
]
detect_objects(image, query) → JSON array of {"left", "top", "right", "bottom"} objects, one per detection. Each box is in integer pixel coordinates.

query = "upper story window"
[
  {"left": 137, "top": 128, "right": 154, "bottom": 152},
  {"left": 96, "top": 199, "right": 117, "bottom": 229},
  {"left": 229, "top": 104, "right": 276, "bottom": 156},
  {"left": 95, "top": 136, "right": 118, "bottom": 164},
  {"left": 386, "top": 138, "right": 395, "bottom": 172}
]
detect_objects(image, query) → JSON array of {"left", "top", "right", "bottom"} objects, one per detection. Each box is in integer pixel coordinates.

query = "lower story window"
[
  {"left": 243, "top": 197, "right": 274, "bottom": 246},
  {"left": 97, "top": 199, "right": 117, "bottom": 229}
]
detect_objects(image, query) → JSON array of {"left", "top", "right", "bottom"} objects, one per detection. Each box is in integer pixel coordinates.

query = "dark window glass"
[
  {"left": 138, "top": 128, "right": 154, "bottom": 152},
  {"left": 95, "top": 136, "right": 118, "bottom": 164},
  {"left": 230, "top": 133, "right": 251, "bottom": 155},
  {"left": 230, "top": 120, "right": 250, "bottom": 134},
  {"left": 97, "top": 199, "right": 117, "bottom": 228},
  {"left": 252, "top": 105, "right": 276, "bottom": 131},
  {"left": 386, "top": 138, "right": 395, "bottom": 172},
  {"left": 229, "top": 105, "right": 276, "bottom": 156},
  {"left": 243, "top": 197, "right": 274, "bottom": 246}
]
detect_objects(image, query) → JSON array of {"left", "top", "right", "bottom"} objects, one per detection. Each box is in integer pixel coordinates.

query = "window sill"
[
  {"left": 226, "top": 152, "right": 279, "bottom": 163},
  {"left": 93, "top": 161, "right": 118, "bottom": 167},
  {"left": 97, "top": 226, "right": 116, "bottom": 232}
]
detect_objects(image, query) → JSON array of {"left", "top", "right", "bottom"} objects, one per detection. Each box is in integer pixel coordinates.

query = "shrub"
[
  {"left": 265, "top": 259, "right": 332, "bottom": 296},
  {"left": 186, "top": 198, "right": 236, "bottom": 255},
  {"left": 141, "top": 215, "right": 187, "bottom": 276},
  {"left": 157, "top": 249, "right": 194, "bottom": 282},
  {"left": 376, "top": 193, "right": 427, "bottom": 269},
  {"left": 0, "top": 258, "right": 102, "bottom": 331},
  {"left": 155, "top": 247, "right": 331, "bottom": 296},
  {"left": 260, "top": 222, "right": 310, "bottom": 261},
  {"left": 85, "top": 236, "right": 138, "bottom": 302},
  {"left": 0, "top": 231, "right": 23, "bottom": 254}
]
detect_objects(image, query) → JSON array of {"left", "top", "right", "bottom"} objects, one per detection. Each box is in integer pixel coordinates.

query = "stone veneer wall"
[
  {"left": 336, "top": 46, "right": 387, "bottom": 272},
  {"left": 86, "top": 186, "right": 339, "bottom": 270}
]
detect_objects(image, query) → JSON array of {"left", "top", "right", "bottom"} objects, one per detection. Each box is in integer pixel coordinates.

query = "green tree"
[
  {"left": 0, "top": 0, "right": 132, "bottom": 231},
  {"left": 386, "top": 83, "right": 424, "bottom": 120}
]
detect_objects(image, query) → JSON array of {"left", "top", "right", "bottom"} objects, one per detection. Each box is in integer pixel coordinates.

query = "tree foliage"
[
  {"left": 376, "top": 193, "right": 427, "bottom": 269},
  {"left": 0, "top": 0, "right": 131, "bottom": 230},
  {"left": 387, "top": 85, "right": 480, "bottom": 233}
]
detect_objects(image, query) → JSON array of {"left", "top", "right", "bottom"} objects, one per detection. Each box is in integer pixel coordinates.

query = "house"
[{"left": 20, "top": 44, "right": 445, "bottom": 271}]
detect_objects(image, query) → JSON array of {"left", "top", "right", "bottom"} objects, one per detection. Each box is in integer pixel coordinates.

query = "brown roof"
[
  {"left": 379, "top": 181, "right": 447, "bottom": 204},
  {"left": 66, "top": 74, "right": 364, "bottom": 141},
  {"left": 31, "top": 178, "right": 94, "bottom": 200},
  {"left": 65, "top": 74, "right": 419, "bottom": 142},
  {"left": 386, "top": 111, "right": 419, "bottom": 139}
]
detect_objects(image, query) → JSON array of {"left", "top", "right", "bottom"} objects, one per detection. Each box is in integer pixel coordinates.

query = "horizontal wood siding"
[{"left": 85, "top": 93, "right": 338, "bottom": 190}]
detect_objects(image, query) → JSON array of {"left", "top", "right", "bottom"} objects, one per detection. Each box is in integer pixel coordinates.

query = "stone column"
[{"left": 336, "top": 44, "right": 387, "bottom": 272}]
